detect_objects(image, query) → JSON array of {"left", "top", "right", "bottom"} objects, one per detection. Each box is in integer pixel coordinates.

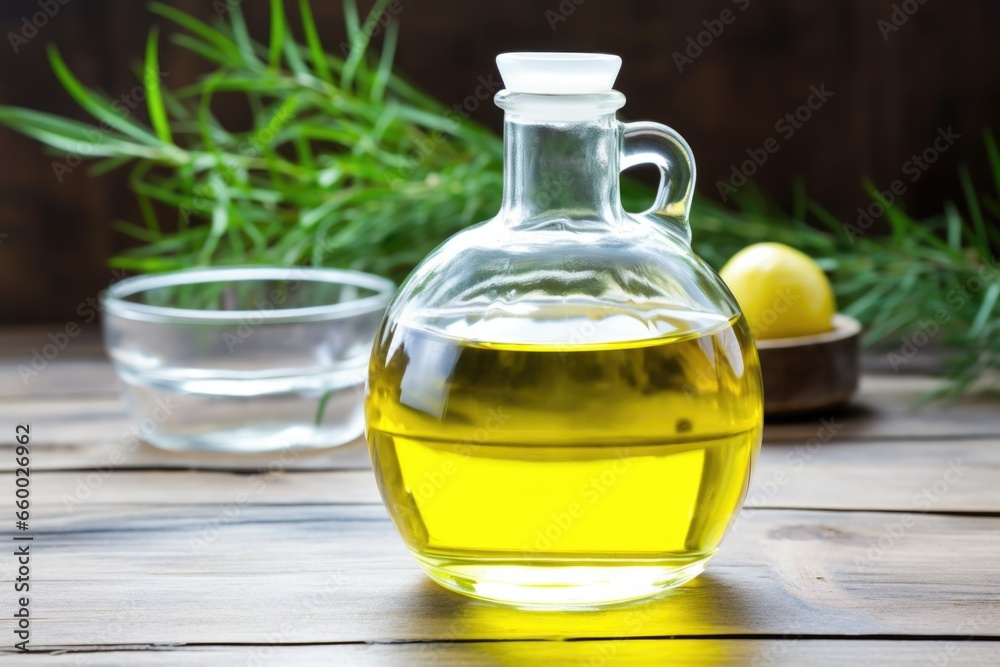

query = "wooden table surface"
[{"left": 1, "top": 325, "right": 999, "bottom": 665}]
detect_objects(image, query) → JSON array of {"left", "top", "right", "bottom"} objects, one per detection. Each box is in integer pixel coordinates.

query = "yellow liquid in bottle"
[{"left": 366, "top": 309, "right": 762, "bottom": 606}]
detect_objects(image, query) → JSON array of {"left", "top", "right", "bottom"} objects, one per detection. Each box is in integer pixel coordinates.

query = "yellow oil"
[{"left": 366, "top": 308, "right": 762, "bottom": 606}]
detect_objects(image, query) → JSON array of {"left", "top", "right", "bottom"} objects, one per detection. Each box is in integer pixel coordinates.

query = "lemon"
[{"left": 719, "top": 242, "right": 835, "bottom": 340}]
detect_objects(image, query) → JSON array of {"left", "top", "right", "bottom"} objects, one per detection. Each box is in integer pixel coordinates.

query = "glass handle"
[{"left": 622, "top": 121, "right": 696, "bottom": 245}]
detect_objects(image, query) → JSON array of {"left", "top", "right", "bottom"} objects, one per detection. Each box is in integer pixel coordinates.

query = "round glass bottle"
[{"left": 366, "top": 53, "right": 762, "bottom": 606}]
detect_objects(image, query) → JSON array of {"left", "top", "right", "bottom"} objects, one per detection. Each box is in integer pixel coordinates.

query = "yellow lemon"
[{"left": 720, "top": 242, "right": 835, "bottom": 340}]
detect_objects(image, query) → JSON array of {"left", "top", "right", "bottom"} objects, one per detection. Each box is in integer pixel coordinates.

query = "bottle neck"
[{"left": 499, "top": 113, "right": 622, "bottom": 223}]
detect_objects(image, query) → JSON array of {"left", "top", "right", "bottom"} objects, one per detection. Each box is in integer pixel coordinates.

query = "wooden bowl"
[{"left": 756, "top": 314, "right": 862, "bottom": 416}]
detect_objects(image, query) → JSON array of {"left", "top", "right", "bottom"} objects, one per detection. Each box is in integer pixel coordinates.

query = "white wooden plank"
[
  {"left": 20, "top": 436, "right": 1000, "bottom": 514},
  {"left": 2, "top": 505, "right": 998, "bottom": 646},
  {"left": 3, "top": 640, "right": 999, "bottom": 666}
]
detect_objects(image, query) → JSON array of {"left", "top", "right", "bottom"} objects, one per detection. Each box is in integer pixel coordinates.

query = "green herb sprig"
[
  {"left": 690, "top": 138, "right": 1000, "bottom": 398},
  {"left": 0, "top": 0, "right": 508, "bottom": 281}
]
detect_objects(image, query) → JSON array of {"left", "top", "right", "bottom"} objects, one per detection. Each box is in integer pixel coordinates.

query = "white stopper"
[{"left": 496, "top": 52, "right": 622, "bottom": 95}]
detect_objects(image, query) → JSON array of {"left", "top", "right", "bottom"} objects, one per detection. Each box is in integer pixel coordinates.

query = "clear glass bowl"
[{"left": 102, "top": 267, "right": 394, "bottom": 453}]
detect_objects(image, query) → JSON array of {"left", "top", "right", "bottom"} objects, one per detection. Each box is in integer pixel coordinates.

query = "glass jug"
[{"left": 366, "top": 53, "right": 762, "bottom": 606}]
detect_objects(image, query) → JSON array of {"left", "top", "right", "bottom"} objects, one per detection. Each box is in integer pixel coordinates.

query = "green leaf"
[
  {"left": 944, "top": 201, "right": 962, "bottom": 250},
  {"left": 46, "top": 46, "right": 162, "bottom": 147},
  {"left": 149, "top": 2, "right": 240, "bottom": 62},
  {"left": 970, "top": 281, "right": 1000, "bottom": 339},
  {"left": 169, "top": 33, "right": 231, "bottom": 67},
  {"left": 88, "top": 155, "right": 134, "bottom": 176},
  {"left": 298, "top": 0, "right": 332, "bottom": 84},
  {"left": 193, "top": 72, "right": 230, "bottom": 151},
  {"left": 340, "top": 0, "right": 362, "bottom": 90},
  {"left": 865, "top": 180, "right": 956, "bottom": 256},
  {"left": 985, "top": 128, "right": 1000, "bottom": 203},
  {"left": 201, "top": 195, "right": 231, "bottom": 264},
  {"left": 281, "top": 31, "right": 310, "bottom": 79},
  {"left": 113, "top": 218, "right": 160, "bottom": 242},
  {"left": 108, "top": 256, "right": 185, "bottom": 272},
  {"left": 370, "top": 19, "right": 398, "bottom": 102},
  {"left": 132, "top": 172, "right": 163, "bottom": 235},
  {"left": 144, "top": 28, "right": 173, "bottom": 145},
  {"left": 157, "top": 79, "right": 192, "bottom": 123},
  {"left": 958, "top": 165, "right": 987, "bottom": 254},
  {"left": 807, "top": 200, "right": 846, "bottom": 237},
  {"left": 226, "top": 3, "right": 260, "bottom": 67},
  {"left": 268, "top": 0, "right": 286, "bottom": 70},
  {"left": 0, "top": 106, "right": 162, "bottom": 159},
  {"left": 342, "top": 0, "right": 390, "bottom": 90},
  {"left": 791, "top": 178, "right": 807, "bottom": 223}
]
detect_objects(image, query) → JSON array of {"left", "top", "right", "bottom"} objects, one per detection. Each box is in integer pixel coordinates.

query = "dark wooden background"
[{"left": 1, "top": 0, "right": 998, "bottom": 324}]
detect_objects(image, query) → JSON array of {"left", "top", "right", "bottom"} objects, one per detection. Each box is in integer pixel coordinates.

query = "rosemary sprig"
[
  {"left": 0, "top": 0, "right": 508, "bottom": 281},
  {"left": 690, "top": 139, "right": 1000, "bottom": 398}
]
